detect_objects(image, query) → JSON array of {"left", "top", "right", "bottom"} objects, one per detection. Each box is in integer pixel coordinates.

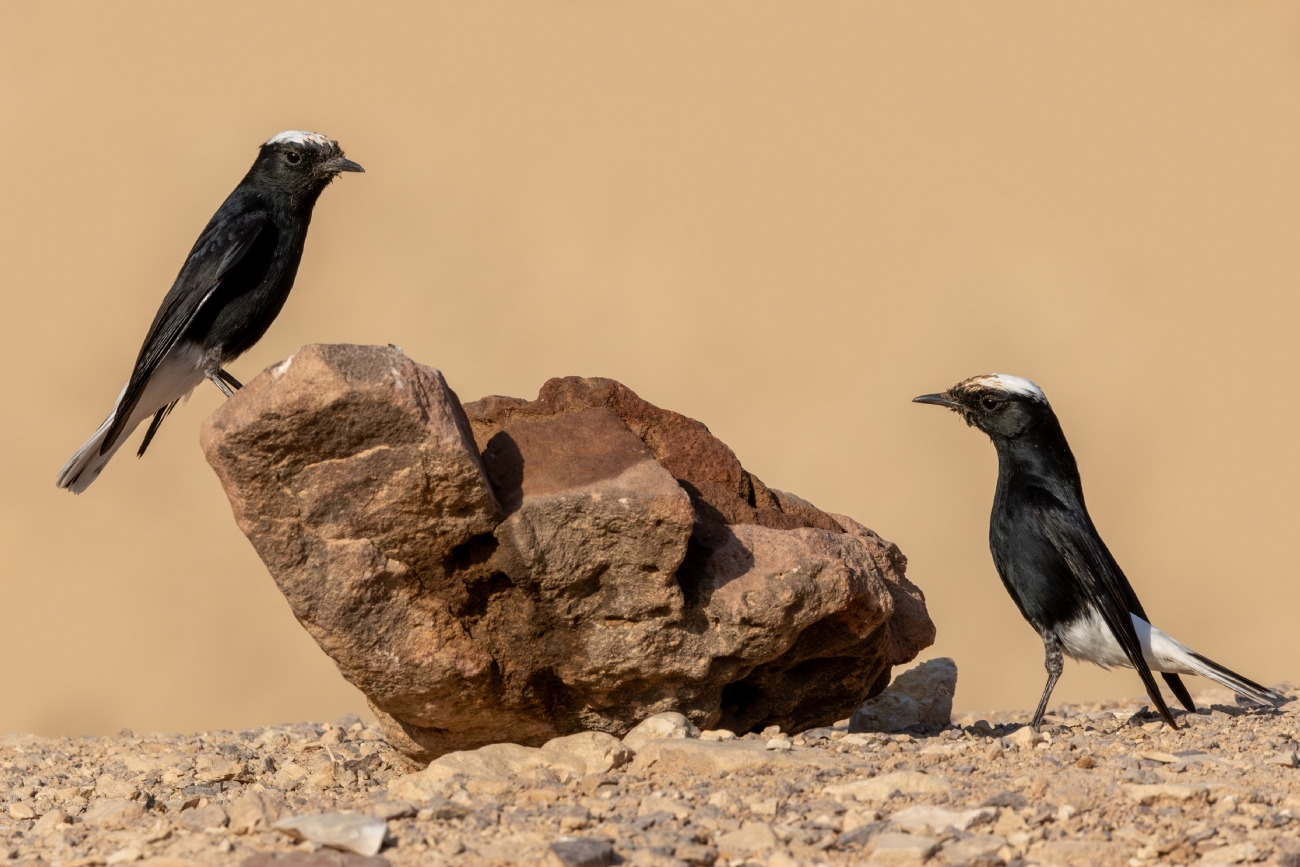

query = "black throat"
[
  {"left": 984, "top": 404, "right": 1100, "bottom": 636},
  {"left": 990, "top": 412, "right": 1084, "bottom": 513}
]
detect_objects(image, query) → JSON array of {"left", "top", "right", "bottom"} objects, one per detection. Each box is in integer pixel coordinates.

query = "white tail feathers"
[
  {"left": 1182, "top": 649, "right": 1283, "bottom": 707},
  {"left": 1060, "top": 610, "right": 1283, "bottom": 707},
  {"left": 56, "top": 347, "right": 207, "bottom": 493},
  {"left": 57, "top": 409, "right": 127, "bottom": 494}
]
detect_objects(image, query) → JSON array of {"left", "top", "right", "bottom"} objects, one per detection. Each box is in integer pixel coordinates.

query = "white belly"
[{"left": 1058, "top": 609, "right": 1198, "bottom": 675}]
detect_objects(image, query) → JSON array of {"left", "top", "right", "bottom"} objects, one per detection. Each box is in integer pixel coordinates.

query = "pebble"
[
  {"left": 1137, "top": 749, "right": 1181, "bottom": 763},
  {"left": 621, "top": 713, "right": 700, "bottom": 751},
  {"left": 889, "top": 804, "right": 997, "bottom": 833},
  {"left": 1266, "top": 750, "right": 1300, "bottom": 768},
  {"left": 548, "top": 836, "right": 616, "bottom": 867},
  {"left": 1124, "top": 782, "right": 1211, "bottom": 805},
  {"left": 867, "top": 831, "right": 939, "bottom": 864},
  {"left": 716, "top": 821, "right": 778, "bottom": 855},
  {"left": 30, "top": 808, "right": 69, "bottom": 835},
  {"left": 274, "top": 813, "right": 388, "bottom": 857},
  {"left": 824, "top": 770, "right": 952, "bottom": 803},
  {"left": 1200, "top": 841, "right": 1262, "bottom": 865},
  {"left": 178, "top": 803, "right": 230, "bottom": 832},
  {"left": 1005, "top": 725, "right": 1043, "bottom": 751}
]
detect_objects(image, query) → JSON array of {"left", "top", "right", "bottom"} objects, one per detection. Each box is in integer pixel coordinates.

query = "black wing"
[
  {"left": 102, "top": 208, "right": 267, "bottom": 453},
  {"left": 1031, "top": 491, "right": 1179, "bottom": 727}
]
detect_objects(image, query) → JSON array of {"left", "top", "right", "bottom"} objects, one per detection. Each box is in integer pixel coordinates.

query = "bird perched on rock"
[
  {"left": 57, "top": 131, "right": 363, "bottom": 493},
  {"left": 914, "top": 373, "right": 1280, "bottom": 729}
]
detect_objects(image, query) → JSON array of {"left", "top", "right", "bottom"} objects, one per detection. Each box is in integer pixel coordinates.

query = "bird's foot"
[
  {"left": 217, "top": 368, "right": 243, "bottom": 392},
  {"left": 206, "top": 369, "right": 237, "bottom": 399}
]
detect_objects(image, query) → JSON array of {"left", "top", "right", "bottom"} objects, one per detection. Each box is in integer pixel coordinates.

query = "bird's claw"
[{"left": 207, "top": 369, "right": 239, "bottom": 398}]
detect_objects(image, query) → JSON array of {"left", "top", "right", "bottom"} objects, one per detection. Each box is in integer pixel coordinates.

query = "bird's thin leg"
[
  {"left": 1031, "top": 633, "right": 1064, "bottom": 731},
  {"left": 217, "top": 368, "right": 243, "bottom": 391},
  {"left": 205, "top": 367, "right": 237, "bottom": 399}
]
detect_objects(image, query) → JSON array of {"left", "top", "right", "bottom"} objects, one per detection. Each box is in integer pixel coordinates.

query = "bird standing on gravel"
[
  {"left": 914, "top": 373, "right": 1281, "bottom": 729},
  {"left": 57, "top": 131, "right": 363, "bottom": 493}
]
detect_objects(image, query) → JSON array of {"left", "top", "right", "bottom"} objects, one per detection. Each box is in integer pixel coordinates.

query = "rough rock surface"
[
  {"left": 202, "top": 345, "right": 934, "bottom": 764},
  {"left": 850, "top": 658, "right": 958, "bottom": 734},
  {"left": 3, "top": 687, "right": 1299, "bottom": 867}
]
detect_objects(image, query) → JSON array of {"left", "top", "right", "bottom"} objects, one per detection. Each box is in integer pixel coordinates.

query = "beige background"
[{"left": 3, "top": 1, "right": 1299, "bottom": 736}]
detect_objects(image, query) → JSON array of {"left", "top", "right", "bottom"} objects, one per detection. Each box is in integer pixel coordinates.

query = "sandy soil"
[{"left": 4, "top": 686, "right": 1300, "bottom": 867}]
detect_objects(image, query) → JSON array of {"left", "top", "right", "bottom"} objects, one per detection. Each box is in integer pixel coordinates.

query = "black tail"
[
  {"left": 1189, "top": 651, "right": 1285, "bottom": 707},
  {"left": 1163, "top": 673, "right": 1196, "bottom": 713},
  {"left": 137, "top": 400, "right": 179, "bottom": 457}
]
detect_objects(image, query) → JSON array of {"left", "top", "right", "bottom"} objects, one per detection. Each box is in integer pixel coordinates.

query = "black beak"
[
  {"left": 323, "top": 157, "right": 365, "bottom": 173},
  {"left": 913, "top": 392, "right": 960, "bottom": 409}
]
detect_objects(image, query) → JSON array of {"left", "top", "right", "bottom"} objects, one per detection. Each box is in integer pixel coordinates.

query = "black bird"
[
  {"left": 914, "top": 373, "right": 1281, "bottom": 728},
  {"left": 57, "top": 131, "right": 363, "bottom": 493}
]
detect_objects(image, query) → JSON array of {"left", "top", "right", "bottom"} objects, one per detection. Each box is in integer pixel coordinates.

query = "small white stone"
[
  {"left": 1006, "top": 726, "right": 1043, "bottom": 751},
  {"left": 31, "top": 809, "right": 70, "bottom": 835},
  {"left": 1124, "top": 783, "right": 1209, "bottom": 806},
  {"left": 842, "top": 809, "right": 883, "bottom": 831},
  {"left": 622, "top": 713, "right": 701, "bottom": 751},
  {"left": 824, "top": 771, "right": 952, "bottom": 803},
  {"left": 889, "top": 805, "right": 997, "bottom": 833},
  {"left": 274, "top": 813, "right": 387, "bottom": 857},
  {"left": 707, "top": 790, "right": 740, "bottom": 812},
  {"left": 867, "top": 831, "right": 939, "bottom": 865},
  {"left": 1137, "top": 750, "right": 1180, "bottom": 764},
  {"left": 765, "top": 738, "right": 792, "bottom": 751},
  {"left": 1266, "top": 751, "right": 1299, "bottom": 768},
  {"left": 715, "top": 821, "right": 779, "bottom": 856},
  {"left": 700, "top": 729, "right": 736, "bottom": 742},
  {"left": 1200, "top": 842, "right": 1261, "bottom": 865},
  {"left": 95, "top": 775, "right": 139, "bottom": 800}
]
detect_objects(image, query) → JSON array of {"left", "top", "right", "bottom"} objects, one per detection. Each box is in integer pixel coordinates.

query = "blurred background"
[{"left": 3, "top": 1, "right": 1300, "bottom": 736}]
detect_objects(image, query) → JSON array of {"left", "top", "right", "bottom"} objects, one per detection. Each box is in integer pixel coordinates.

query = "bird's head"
[
  {"left": 913, "top": 373, "right": 1052, "bottom": 440},
  {"left": 247, "top": 131, "right": 364, "bottom": 199}
]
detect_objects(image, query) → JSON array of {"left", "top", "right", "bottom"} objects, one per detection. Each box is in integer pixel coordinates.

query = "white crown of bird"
[
  {"left": 962, "top": 373, "right": 1048, "bottom": 404},
  {"left": 264, "top": 130, "right": 337, "bottom": 148}
]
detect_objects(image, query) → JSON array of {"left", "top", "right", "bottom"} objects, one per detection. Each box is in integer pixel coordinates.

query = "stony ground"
[{"left": 4, "top": 686, "right": 1300, "bottom": 867}]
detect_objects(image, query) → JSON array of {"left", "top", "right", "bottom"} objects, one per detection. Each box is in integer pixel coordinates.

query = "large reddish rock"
[{"left": 202, "top": 345, "right": 935, "bottom": 764}]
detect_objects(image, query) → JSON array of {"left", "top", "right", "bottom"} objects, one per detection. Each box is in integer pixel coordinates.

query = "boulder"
[{"left": 203, "top": 345, "right": 935, "bottom": 763}]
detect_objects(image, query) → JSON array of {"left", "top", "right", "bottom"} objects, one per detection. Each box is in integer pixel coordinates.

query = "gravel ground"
[{"left": 4, "top": 686, "right": 1300, "bottom": 867}]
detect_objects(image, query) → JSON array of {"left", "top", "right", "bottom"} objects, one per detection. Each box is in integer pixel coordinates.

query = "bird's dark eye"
[
  {"left": 285, "top": 152, "right": 302, "bottom": 164},
  {"left": 981, "top": 396, "right": 1000, "bottom": 411}
]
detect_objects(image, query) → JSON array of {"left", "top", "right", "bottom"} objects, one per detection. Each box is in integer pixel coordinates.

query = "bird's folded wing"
[
  {"left": 102, "top": 210, "right": 268, "bottom": 453},
  {"left": 1031, "top": 493, "right": 1176, "bottom": 723}
]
